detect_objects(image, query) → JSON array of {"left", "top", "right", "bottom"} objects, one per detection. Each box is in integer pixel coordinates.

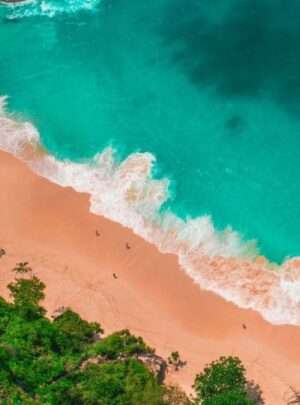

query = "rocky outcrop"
[
  {"left": 80, "top": 355, "right": 106, "bottom": 369},
  {"left": 135, "top": 353, "right": 167, "bottom": 383},
  {"left": 51, "top": 306, "right": 69, "bottom": 319}
]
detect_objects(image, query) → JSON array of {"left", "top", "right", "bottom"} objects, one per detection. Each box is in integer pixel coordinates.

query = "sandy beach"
[{"left": 0, "top": 149, "right": 299, "bottom": 404}]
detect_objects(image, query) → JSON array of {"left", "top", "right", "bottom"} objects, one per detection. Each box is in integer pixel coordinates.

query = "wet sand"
[{"left": 0, "top": 150, "right": 299, "bottom": 404}]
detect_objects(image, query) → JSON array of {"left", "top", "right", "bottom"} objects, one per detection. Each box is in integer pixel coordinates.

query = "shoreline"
[
  {"left": 0, "top": 149, "right": 300, "bottom": 403},
  {"left": 1, "top": 94, "right": 300, "bottom": 326}
]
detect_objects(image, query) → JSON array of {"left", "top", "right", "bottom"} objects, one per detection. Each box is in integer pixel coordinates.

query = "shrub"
[
  {"left": 53, "top": 309, "right": 103, "bottom": 349},
  {"left": 167, "top": 351, "right": 185, "bottom": 371},
  {"left": 193, "top": 356, "right": 254, "bottom": 405},
  {"left": 92, "top": 329, "right": 153, "bottom": 359},
  {"left": 164, "top": 385, "right": 193, "bottom": 405},
  {"left": 0, "top": 270, "right": 165, "bottom": 404},
  {"left": 65, "top": 359, "right": 164, "bottom": 405},
  {"left": 7, "top": 276, "right": 46, "bottom": 319}
]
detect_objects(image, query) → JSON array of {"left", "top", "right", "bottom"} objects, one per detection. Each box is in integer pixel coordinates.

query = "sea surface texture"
[{"left": 1, "top": 0, "right": 300, "bottom": 324}]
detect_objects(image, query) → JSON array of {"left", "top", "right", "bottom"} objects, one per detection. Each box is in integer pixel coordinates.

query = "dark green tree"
[
  {"left": 193, "top": 356, "right": 254, "bottom": 405},
  {"left": 53, "top": 309, "right": 103, "bottom": 350},
  {"left": 7, "top": 276, "right": 46, "bottom": 319},
  {"left": 49, "top": 360, "right": 165, "bottom": 405},
  {"left": 91, "top": 329, "right": 153, "bottom": 360}
]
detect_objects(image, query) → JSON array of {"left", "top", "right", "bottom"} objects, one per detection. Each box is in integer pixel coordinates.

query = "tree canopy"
[
  {"left": 193, "top": 356, "right": 255, "bottom": 405},
  {"left": 0, "top": 264, "right": 258, "bottom": 404},
  {"left": 0, "top": 268, "right": 169, "bottom": 404}
]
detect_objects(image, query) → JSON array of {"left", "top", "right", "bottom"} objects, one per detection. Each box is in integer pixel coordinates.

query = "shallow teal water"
[{"left": 1, "top": 0, "right": 300, "bottom": 262}]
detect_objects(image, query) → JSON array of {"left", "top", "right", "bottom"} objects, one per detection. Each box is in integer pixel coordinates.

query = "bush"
[
  {"left": 8, "top": 276, "right": 46, "bottom": 319},
  {"left": 167, "top": 351, "right": 185, "bottom": 371},
  {"left": 54, "top": 359, "right": 165, "bottom": 405},
  {"left": 193, "top": 356, "right": 254, "bottom": 405},
  {"left": 53, "top": 309, "right": 103, "bottom": 349},
  {"left": 0, "top": 269, "right": 166, "bottom": 404},
  {"left": 164, "top": 385, "right": 193, "bottom": 405},
  {"left": 91, "top": 329, "right": 153, "bottom": 360},
  {"left": 0, "top": 265, "right": 261, "bottom": 405}
]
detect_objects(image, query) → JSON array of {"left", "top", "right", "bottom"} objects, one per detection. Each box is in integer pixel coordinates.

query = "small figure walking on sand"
[
  {"left": 242, "top": 323, "right": 247, "bottom": 330},
  {"left": 113, "top": 273, "right": 118, "bottom": 279},
  {"left": 96, "top": 230, "right": 100, "bottom": 237},
  {"left": 126, "top": 242, "right": 131, "bottom": 250},
  {"left": 0, "top": 248, "right": 6, "bottom": 258}
]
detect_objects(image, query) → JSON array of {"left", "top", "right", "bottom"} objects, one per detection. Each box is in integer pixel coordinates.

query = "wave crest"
[
  {"left": 1, "top": 0, "right": 100, "bottom": 19},
  {"left": 1, "top": 95, "right": 300, "bottom": 325}
]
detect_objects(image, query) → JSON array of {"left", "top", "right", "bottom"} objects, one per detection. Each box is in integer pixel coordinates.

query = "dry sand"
[{"left": 0, "top": 149, "right": 299, "bottom": 404}]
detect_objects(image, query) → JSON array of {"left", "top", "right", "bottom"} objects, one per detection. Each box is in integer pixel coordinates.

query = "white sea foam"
[
  {"left": 1, "top": 95, "right": 300, "bottom": 325},
  {"left": 1, "top": 0, "right": 100, "bottom": 19}
]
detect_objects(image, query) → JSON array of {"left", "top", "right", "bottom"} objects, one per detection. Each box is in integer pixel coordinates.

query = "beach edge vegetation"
[{"left": 0, "top": 264, "right": 259, "bottom": 404}]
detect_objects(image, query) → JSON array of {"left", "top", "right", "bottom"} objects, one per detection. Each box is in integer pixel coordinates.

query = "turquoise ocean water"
[{"left": 1, "top": 0, "right": 300, "bottom": 322}]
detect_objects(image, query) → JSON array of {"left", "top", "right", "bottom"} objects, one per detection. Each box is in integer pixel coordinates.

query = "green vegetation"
[
  {"left": 0, "top": 264, "right": 259, "bottom": 404},
  {"left": 193, "top": 356, "right": 255, "bottom": 405},
  {"left": 53, "top": 309, "right": 103, "bottom": 349},
  {"left": 89, "top": 329, "right": 153, "bottom": 359},
  {"left": 167, "top": 351, "right": 185, "bottom": 371},
  {"left": 7, "top": 275, "right": 46, "bottom": 319}
]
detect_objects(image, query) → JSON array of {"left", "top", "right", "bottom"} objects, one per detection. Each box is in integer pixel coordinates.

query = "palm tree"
[{"left": 12, "top": 262, "right": 32, "bottom": 275}]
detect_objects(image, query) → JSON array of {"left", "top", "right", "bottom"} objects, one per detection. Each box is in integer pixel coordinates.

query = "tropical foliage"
[
  {"left": 193, "top": 356, "right": 255, "bottom": 405},
  {"left": 0, "top": 264, "right": 258, "bottom": 404}
]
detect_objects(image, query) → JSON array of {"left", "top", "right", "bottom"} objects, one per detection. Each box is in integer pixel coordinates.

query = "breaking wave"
[
  {"left": 1, "top": 95, "right": 300, "bottom": 325},
  {"left": 1, "top": 0, "right": 100, "bottom": 19}
]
